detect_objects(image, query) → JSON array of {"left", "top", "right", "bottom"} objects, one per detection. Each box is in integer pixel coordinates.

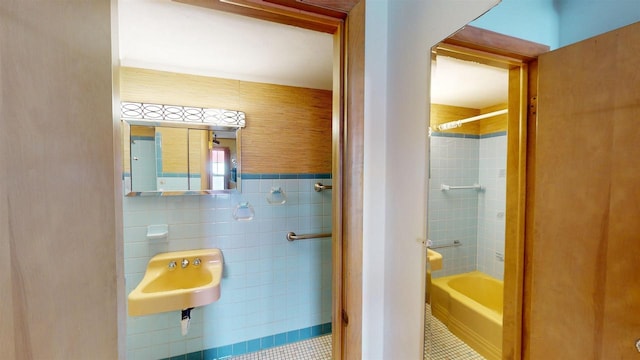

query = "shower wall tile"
[
  {"left": 476, "top": 134, "right": 507, "bottom": 280},
  {"left": 123, "top": 175, "right": 332, "bottom": 359},
  {"left": 429, "top": 132, "right": 507, "bottom": 281},
  {"left": 429, "top": 136, "right": 479, "bottom": 278}
]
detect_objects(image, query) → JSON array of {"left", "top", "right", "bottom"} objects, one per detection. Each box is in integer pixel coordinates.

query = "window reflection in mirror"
[
  {"left": 206, "top": 131, "right": 237, "bottom": 191},
  {"left": 123, "top": 120, "right": 241, "bottom": 196}
]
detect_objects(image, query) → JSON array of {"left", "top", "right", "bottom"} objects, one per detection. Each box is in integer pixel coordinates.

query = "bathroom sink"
[
  {"left": 427, "top": 249, "right": 443, "bottom": 271},
  {"left": 128, "top": 248, "right": 223, "bottom": 316}
]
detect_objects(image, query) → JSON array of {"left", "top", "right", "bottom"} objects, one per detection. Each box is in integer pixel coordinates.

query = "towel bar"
[{"left": 286, "top": 231, "right": 332, "bottom": 241}]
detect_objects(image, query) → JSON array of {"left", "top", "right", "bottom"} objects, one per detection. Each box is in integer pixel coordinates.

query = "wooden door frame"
[
  {"left": 172, "top": 1, "right": 354, "bottom": 358},
  {"left": 433, "top": 25, "right": 548, "bottom": 360},
  {"left": 331, "top": 19, "right": 346, "bottom": 360}
]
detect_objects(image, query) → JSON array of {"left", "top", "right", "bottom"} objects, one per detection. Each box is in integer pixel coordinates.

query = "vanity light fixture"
[{"left": 121, "top": 102, "right": 246, "bottom": 128}]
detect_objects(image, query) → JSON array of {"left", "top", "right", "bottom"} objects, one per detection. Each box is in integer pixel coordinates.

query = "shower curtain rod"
[{"left": 437, "top": 108, "right": 508, "bottom": 131}]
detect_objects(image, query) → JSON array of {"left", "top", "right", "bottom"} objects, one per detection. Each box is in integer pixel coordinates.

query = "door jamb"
[{"left": 331, "top": 20, "right": 345, "bottom": 360}]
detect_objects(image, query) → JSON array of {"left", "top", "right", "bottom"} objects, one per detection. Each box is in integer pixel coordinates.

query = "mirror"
[{"left": 121, "top": 102, "right": 245, "bottom": 196}]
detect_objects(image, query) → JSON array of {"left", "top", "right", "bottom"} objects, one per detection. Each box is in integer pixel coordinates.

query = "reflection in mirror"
[{"left": 121, "top": 102, "right": 245, "bottom": 196}]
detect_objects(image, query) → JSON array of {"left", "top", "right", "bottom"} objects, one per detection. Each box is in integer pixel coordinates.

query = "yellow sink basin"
[
  {"left": 128, "top": 248, "right": 223, "bottom": 316},
  {"left": 427, "top": 248, "right": 443, "bottom": 271}
]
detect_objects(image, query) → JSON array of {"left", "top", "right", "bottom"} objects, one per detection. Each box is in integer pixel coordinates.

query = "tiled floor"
[
  {"left": 229, "top": 304, "right": 484, "bottom": 360},
  {"left": 424, "top": 303, "right": 485, "bottom": 359},
  {"left": 229, "top": 334, "right": 331, "bottom": 360}
]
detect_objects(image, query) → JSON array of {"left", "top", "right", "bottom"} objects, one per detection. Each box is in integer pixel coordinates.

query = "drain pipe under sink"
[{"left": 181, "top": 307, "right": 194, "bottom": 336}]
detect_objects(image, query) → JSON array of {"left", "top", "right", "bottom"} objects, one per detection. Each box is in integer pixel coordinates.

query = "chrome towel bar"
[
  {"left": 286, "top": 231, "right": 332, "bottom": 241},
  {"left": 314, "top": 182, "right": 332, "bottom": 192},
  {"left": 440, "top": 184, "right": 482, "bottom": 191},
  {"left": 428, "top": 240, "right": 461, "bottom": 249}
]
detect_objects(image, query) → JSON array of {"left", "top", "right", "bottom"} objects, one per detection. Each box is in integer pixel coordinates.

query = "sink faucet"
[{"left": 181, "top": 258, "right": 189, "bottom": 268}]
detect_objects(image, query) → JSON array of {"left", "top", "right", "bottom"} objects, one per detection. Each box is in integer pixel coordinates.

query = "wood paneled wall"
[
  {"left": 239, "top": 81, "right": 332, "bottom": 174},
  {"left": 120, "top": 67, "right": 332, "bottom": 174},
  {"left": 430, "top": 103, "right": 508, "bottom": 135},
  {"left": 130, "top": 125, "right": 155, "bottom": 137},
  {"left": 430, "top": 104, "right": 480, "bottom": 134},
  {"left": 123, "top": 123, "right": 132, "bottom": 174},
  {"left": 479, "top": 104, "right": 508, "bottom": 135},
  {"left": 157, "top": 127, "right": 189, "bottom": 173}
]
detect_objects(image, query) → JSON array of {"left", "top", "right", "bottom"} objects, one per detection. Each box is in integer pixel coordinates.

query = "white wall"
[
  {"left": 362, "top": 1, "right": 388, "bottom": 357},
  {"left": 363, "top": 0, "right": 499, "bottom": 358}
]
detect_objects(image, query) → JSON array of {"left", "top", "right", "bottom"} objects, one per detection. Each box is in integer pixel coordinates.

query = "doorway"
[
  {"left": 118, "top": 2, "right": 342, "bottom": 359},
  {"left": 426, "top": 49, "right": 509, "bottom": 360},
  {"left": 424, "top": 26, "right": 548, "bottom": 360}
]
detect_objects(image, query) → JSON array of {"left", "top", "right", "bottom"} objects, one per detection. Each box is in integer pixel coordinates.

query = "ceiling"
[
  {"left": 118, "top": 0, "right": 334, "bottom": 90},
  {"left": 431, "top": 56, "right": 508, "bottom": 109},
  {"left": 119, "top": 0, "right": 507, "bottom": 108}
]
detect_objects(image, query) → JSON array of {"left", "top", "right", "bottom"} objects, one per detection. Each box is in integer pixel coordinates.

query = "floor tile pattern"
[
  {"left": 424, "top": 303, "right": 485, "bottom": 360},
  {"left": 228, "top": 334, "right": 331, "bottom": 360},
  {"left": 228, "top": 304, "right": 485, "bottom": 360}
]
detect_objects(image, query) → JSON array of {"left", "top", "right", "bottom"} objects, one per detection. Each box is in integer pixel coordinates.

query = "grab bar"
[
  {"left": 286, "top": 231, "right": 332, "bottom": 241},
  {"left": 428, "top": 240, "right": 461, "bottom": 249},
  {"left": 440, "top": 184, "right": 482, "bottom": 191},
  {"left": 314, "top": 182, "right": 332, "bottom": 192}
]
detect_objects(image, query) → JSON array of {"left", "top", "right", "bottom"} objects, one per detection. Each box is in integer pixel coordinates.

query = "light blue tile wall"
[
  {"left": 429, "top": 133, "right": 507, "bottom": 280},
  {"left": 130, "top": 139, "right": 157, "bottom": 191},
  {"left": 429, "top": 135, "right": 479, "bottom": 277},
  {"left": 156, "top": 176, "right": 190, "bottom": 191},
  {"left": 476, "top": 134, "right": 507, "bottom": 280},
  {"left": 124, "top": 176, "right": 332, "bottom": 360}
]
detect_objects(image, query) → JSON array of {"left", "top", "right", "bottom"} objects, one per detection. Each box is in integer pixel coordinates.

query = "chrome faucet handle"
[
  {"left": 168, "top": 261, "right": 177, "bottom": 270},
  {"left": 193, "top": 258, "right": 201, "bottom": 266},
  {"left": 181, "top": 258, "right": 189, "bottom": 268}
]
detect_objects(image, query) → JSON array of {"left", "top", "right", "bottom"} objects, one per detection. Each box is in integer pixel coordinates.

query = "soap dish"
[
  {"left": 233, "top": 202, "right": 255, "bottom": 221},
  {"left": 147, "top": 224, "right": 168, "bottom": 240},
  {"left": 266, "top": 187, "right": 287, "bottom": 205}
]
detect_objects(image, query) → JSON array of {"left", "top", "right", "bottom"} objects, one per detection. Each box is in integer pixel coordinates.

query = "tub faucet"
[{"left": 181, "top": 258, "right": 189, "bottom": 268}]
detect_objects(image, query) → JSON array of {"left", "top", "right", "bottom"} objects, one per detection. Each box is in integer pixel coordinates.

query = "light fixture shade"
[{"left": 122, "top": 102, "right": 246, "bottom": 128}]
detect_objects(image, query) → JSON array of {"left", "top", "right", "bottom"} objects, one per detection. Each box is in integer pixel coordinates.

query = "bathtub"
[{"left": 431, "top": 271, "right": 503, "bottom": 360}]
